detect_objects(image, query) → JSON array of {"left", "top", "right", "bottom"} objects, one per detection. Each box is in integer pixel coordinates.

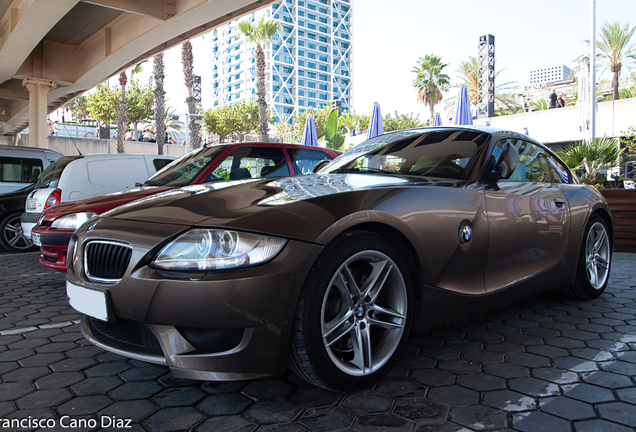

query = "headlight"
[
  {"left": 152, "top": 229, "right": 287, "bottom": 271},
  {"left": 51, "top": 212, "right": 98, "bottom": 230}
]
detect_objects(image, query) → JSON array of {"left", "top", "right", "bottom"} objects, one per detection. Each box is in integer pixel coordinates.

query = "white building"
[
  {"left": 529, "top": 65, "right": 572, "bottom": 85},
  {"left": 208, "top": 0, "right": 353, "bottom": 125}
]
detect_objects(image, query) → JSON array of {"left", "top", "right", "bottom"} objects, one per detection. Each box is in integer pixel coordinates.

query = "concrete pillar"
[{"left": 22, "top": 78, "right": 54, "bottom": 148}]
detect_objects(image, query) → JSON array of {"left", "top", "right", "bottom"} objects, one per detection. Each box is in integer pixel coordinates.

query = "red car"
[{"left": 33, "top": 143, "right": 339, "bottom": 272}]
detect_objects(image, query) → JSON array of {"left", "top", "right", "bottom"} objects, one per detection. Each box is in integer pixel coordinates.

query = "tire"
[
  {"left": 0, "top": 212, "right": 37, "bottom": 253},
  {"left": 289, "top": 230, "right": 413, "bottom": 391},
  {"left": 565, "top": 214, "right": 612, "bottom": 299}
]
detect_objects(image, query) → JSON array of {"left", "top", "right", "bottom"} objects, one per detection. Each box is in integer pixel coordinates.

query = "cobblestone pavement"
[{"left": 0, "top": 252, "right": 635, "bottom": 432}]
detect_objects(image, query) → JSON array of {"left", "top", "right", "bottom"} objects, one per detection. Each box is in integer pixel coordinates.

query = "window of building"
[
  {"left": 319, "top": 26, "right": 327, "bottom": 33},
  {"left": 298, "top": 10, "right": 304, "bottom": 17},
  {"left": 308, "top": 82, "right": 316, "bottom": 89},
  {"left": 308, "top": 23, "right": 316, "bottom": 30},
  {"left": 308, "top": 13, "right": 316, "bottom": 20},
  {"left": 308, "top": 3, "right": 316, "bottom": 10},
  {"left": 319, "top": 45, "right": 327, "bottom": 52},
  {"left": 308, "top": 52, "right": 316, "bottom": 59},
  {"left": 298, "top": 60, "right": 305, "bottom": 66},
  {"left": 319, "top": 7, "right": 327, "bottom": 13},
  {"left": 308, "top": 62, "right": 316, "bottom": 69},
  {"left": 299, "top": 79, "right": 305, "bottom": 86},
  {"left": 308, "top": 72, "right": 316, "bottom": 78},
  {"left": 319, "top": 84, "right": 328, "bottom": 90},
  {"left": 319, "top": 17, "right": 327, "bottom": 24},
  {"left": 319, "top": 93, "right": 327, "bottom": 100},
  {"left": 308, "top": 43, "right": 316, "bottom": 50},
  {"left": 308, "top": 33, "right": 316, "bottom": 40},
  {"left": 319, "top": 55, "right": 327, "bottom": 62},
  {"left": 319, "top": 36, "right": 327, "bottom": 43},
  {"left": 319, "top": 64, "right": 328, "bottom": 72},
  {"left": 308, "top": 91, "right": 316, "bottom": 98},
  {"left": 299, "top": 90, "right": 305, "bottom": 96},
  {"left": 320, "top": 74, "right": 328, "bottom": 81}
]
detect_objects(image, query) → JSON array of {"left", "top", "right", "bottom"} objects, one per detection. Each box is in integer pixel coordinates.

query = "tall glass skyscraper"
[{"left": 209, "top": 0, "right": 353, "bottom": 125}]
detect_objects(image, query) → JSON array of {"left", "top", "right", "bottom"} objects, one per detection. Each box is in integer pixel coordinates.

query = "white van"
[
  {"left": 0, "top": 145, "right": 63, "bottom": 195},
  {"left": 21, "top": 154, "right": 174, "bottom": 237}
]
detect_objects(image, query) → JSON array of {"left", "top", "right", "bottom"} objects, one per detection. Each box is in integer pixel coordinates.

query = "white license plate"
[
  {"left": 32, "top": 233, "right": 41, "bottom": 246},
  {"left": 26, "top": 199, "right": 37, "bottom": 210},
  {"left": 66, "top": 280, "right": 108, "bottom": 321}
]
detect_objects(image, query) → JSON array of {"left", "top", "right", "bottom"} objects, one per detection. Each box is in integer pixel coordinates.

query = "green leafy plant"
[
  {"left": 324, "top": 109, "right": 345, "bottom": 151},
  {"left": 557, "top": 138, "right": 624, "bottom": 184}
]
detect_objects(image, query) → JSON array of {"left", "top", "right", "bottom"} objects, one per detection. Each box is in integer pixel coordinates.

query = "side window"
[
  {"left": 0, "top": 157, "right": 43, "bottom": 183},
  {"left": 204, "top": 147, "right": 289, "bottom": 182},
  {"left": 287, "top": 149, "right": 331, "bottom": 175},
  {"left": 495, "top": 140, "right": 558, "bottom": 183},
  {"left": 153, "top": 158, "right": 173, "bottom": 172}
]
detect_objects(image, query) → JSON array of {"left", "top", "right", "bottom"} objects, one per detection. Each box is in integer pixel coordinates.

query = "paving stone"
[
  {"left": 118, "top": 365, "right": 168, "bottom": 382},
  {"left": 509, "top": 377, "right": 560, "bottom": 397},
  {"left": 289, "top": 387, "right": 341, "bottom": 408},
  {"left": 462, "top": 350, "right": 504, "bottom": 364},
  {"left": 484, "top": 362, "right": 530, "bottom": 379},
  {"left": 0, "top": 381, "right": 34, "bottom": 401},
  {"left": 482, "top": 389, "right": 536, "bottom": 412},
  {"left": 419, "top": 347, "right": 461, "bottom": 361},
  {"left": 200, "top": 380, "right": 247, "bottom": 394},
  {"left": 351, "top": 413, "right": 413, "bottom": 432},
  {"left": 394, "top": 350, "right": 436, "bottom": 370},
  {"left": 427, "top": 385, "right": 479, "bottom": 406},
  {"left": 452, "top": 405, "right": 507, "bottom": 430},
  {"left": 35, "top": 371, "right": 84, "bottom": 389},
  {"left": 616, "top": 387, "right": 636, "bottom": 405},
  {"left": 596, "top": 402, "right": 636, "bottom": 427},
  {"left": 2, "top": 366, "right": 50, "bottom": 382},
  {"left": 553, "top": 356, "right": 600, "bottom": 372},
  {"left": 195, "top": 415, "right": 255, "bottom": 432},
  {"left": 151, "top": 387, "right": 206, "bottom": 407},
  {"left": 458, "top": 372, "right": 506, "bottom": 391},
  {"left": 581, "top": 371, "right": 633, "bottom": 389},
  {"left": 600, "top": 360, "right": 636, "bottom": 376},
  {"left": 377, "top": 379, "right": 428, "bottom": 398},
  {"left": 57, "top": 395, "right": 113, "bottom": 415},
  {"left": 85, "top": 361, "right": 131, "bottom": 377},
  {"left": 16, "top": 388, "right": 72, "bottom": 409},
  {"left": 36, "top": 341, "right": 78, "bottom": 353},
  {"left": 587, "top": 339, "right": 631, "bottom": 352},
  {"left": 393, "top": 398, "right": 448, "bottom": 423},
  {"left": 143, "top": 406, "right": 205, "bottom": 432},
  {"left": 513, "top": 410, "right": 572, "bottom": 432},
  {"left": 532, "top": 367, "right": 580, "bottom": 384},
  {"left": 412, "top": 369, "right": 456, "bottom": 387},
  {"left": 616, "top": 351, "right": 636, "bottom": 363},
  {"left": 298, "top": 406, "right": 355, "bottom": 431},
  {"left": 242, "top": 379, "right": 295, "bottom": 401},
  {"left": 538, "top": 396, "right": 596, "bottom": 420},
  {"left": 71, "top": 376, "right": 123, "bottom": 396},
  {"left": 571, "top": 348, "right": 616, "bottom": 361},
  {"left": 197, "top": 393, "right": 252, "bottom": 415},
  {"left": 50, "top": 357, "right": 97, "bottom": 372},
  {"left": 341, "top": 391, "right": 393, "bottom": 414},
  {"left": 484, "top": 342, "right": 525, "bottom": 354},
  {"left": 98, "top": 399, "right": 158, "bottom": 423},
  {"left": 508, "top": 352, "right": 551, "bottom": 368},
  {"left": 109, "top": 381, "right": 163, "bottom": 400},
  {"left": 7, "top": 338, "right": 49, "bottom": 350},
  {"left": 437, "top": 359, "right": 480, "bottom": 374},
  {"left": 562, "top": 383, "right": 616, "bottom": 403},
  {"left": 0, "top": 348, "right": 34, "bottom": 361},
  {"left": 574, "top": 419, "right": 635, "bottom": 432},
  {"left": 527, "top": 344, "right": 569, "bottom": 358},
  {"left": 244, "top": 400, "right": 302, "bottom": 424}
]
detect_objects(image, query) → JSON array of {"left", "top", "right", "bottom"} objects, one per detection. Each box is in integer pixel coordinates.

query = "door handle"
[{"left": 554, "top": 198, "right": 566, "bottom": 208}]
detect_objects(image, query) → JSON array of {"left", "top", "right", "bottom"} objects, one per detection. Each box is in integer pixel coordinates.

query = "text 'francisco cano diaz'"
[{"left": 1, "top": 416, "right": 133, "bottom": 429}]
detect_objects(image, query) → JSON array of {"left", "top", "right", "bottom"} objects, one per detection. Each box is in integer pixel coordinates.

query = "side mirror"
[{"left": 495, "top": 143, "right": 520, "bottom": 180}]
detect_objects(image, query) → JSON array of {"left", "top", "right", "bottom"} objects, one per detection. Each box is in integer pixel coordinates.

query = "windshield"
[
  {"left": 144, "top": 146, "right": 224, "bottom": 187},
  {"left": 35, "top": 156, "right": 82, "bottom": 189},
  {"left": 319, "top": 129, "right": 491, "bottom": 181}
]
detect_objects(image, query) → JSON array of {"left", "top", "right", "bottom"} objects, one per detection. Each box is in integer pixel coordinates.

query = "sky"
[{"left": 98, "top": 0, "right": 636, "bottom": 125}]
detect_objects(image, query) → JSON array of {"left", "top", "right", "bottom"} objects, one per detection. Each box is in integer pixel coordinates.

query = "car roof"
[
  {"left": 0, "top": 145, "right": 63, "bottom": 155},
  {"left": 204, "top": 142, "right": 338, "bottom": 151},
  {"left": 393, "top": 125, "right": 532, "bottom": 140}
]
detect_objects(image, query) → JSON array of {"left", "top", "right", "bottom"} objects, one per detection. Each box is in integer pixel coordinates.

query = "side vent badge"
[{"left": 459, "top": 224, "right": 472, "bottom": 244}]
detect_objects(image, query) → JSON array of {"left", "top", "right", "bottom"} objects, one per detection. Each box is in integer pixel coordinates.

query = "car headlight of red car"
[
  {"left": 152, "top": 229, "right": 287, "bottom": 271},
  {"left": 51, "top": 212, "right": 98, "bottom": 230}
]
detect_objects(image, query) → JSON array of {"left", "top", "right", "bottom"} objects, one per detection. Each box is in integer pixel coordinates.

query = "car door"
[{"left": 484, "top": 138, "right": 570, "bottom": 292}]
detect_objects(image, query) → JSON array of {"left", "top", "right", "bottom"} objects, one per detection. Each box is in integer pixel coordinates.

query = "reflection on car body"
[{"left": 65, "top": 127, "right": 613, "bottom": 391}]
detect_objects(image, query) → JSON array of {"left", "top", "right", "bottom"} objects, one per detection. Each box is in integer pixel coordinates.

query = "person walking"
[
  {"left": 557, "top": 93, "right": 567, "bottom": 108},
  {"left": 523, "top": 98, "right": 532, "bottom": 113},
  {"left": 548, "top": 89, "right": 557, "bottom": 109}
]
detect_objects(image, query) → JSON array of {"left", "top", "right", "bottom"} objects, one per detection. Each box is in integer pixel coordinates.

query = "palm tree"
[
  {"left": 557, "top": 138, "right": 624, "bottom": 184},
  {"left": 239, "top": 16, "right": 279, "bottom": 142},
  {"left": 182, "top": 40, "right": 201, "bottom": 148},
  {"left": 412, "top": 55, "right": 450, "bottom": 124},
  {"left": 153, "top": 53, "right": 166, "bottom": 154},
  {"left": 149, "top": 105, "right": 183, "bottom": 141},
  {"left": 115, "top": 71, "right": 127, "bottom": 153},
  {"left": 596, "top": 22, "right": 636, "bottom": 100}
]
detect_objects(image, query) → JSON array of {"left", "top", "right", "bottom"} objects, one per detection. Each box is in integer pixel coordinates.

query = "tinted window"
[
  {"left": 205, "top": 147, "right": 289, "bottom": 182},
  {"left": 287, "top": 148, "right": 331, "bottom": 174},
  {"left": 36, "top": 156, "right": 82, "bottom": 189},
  {"left": 0, "top": 157, "right": 43, "bottom": 183},
  {"left": 144, "top": 146, "right": 224, "bottom": 187},
  {"left": 321, "top": 130, "right": 491, "bottom": 180},
  {"left": 494, "top": 139, "right": 559, "bottom": 183},
  {"left": 153, "top": 158, "right": 174, "bottom": 171}
]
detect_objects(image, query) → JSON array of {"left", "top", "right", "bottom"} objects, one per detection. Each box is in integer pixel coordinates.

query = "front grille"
[
  {"left": 88, "top": 316, "right": 163, "bottom": 355},
  {"left": 84, "top": 241, "right": 132, "bottom": 281}
]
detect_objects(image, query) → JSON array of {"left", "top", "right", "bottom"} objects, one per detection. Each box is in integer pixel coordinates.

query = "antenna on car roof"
[{"left": 59, "top": 123, "right": 83, "bottom": 155}]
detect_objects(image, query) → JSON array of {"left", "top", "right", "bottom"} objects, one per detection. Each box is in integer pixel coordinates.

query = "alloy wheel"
[
  {"left": 320, "top": 250, "right": 407, "bottom": 376},
  {"left": 585, "top": 221, "right": 610, "bottom": 289},
  {"left": 3, "top": 215, "right": 34, "bottom": 251}
]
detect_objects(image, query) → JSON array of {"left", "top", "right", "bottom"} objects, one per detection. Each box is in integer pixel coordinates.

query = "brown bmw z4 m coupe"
[{"left": 66, "top": 127, "right": 613, "bottom": 391}]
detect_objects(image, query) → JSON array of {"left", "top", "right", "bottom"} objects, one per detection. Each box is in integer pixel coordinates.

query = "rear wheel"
[
  {"left": 566, "top": 215, "right": 611, "bottom": 299},
  {"left": 0, "top": 212, "right": 36, "bottom": 253},
  {"left": 289, "top": 231, "right": 413, "bottom": 391}
]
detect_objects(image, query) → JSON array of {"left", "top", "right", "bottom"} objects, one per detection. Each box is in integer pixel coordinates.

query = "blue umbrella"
[
  {"left": 367, "top": 102, "right": 384, "bottom": 139},
  {"left": 301, "top": 115, "right": 318, "bottom": 147},
  {"left": 453, "top": 86, "right": 473, "bottom": 125},
  {"left": 432, "top": 113, "right": 442, "bottom": 126}
]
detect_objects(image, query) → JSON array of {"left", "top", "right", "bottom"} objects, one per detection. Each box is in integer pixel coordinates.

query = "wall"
[
  {"left": 473, "top": 98, "right": 636, "bottom": 145},
  {"left": 17, "top": 135, "right": 188, "bottom": 157}
]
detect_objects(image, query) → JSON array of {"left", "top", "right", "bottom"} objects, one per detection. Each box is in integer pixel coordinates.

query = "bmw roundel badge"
[{"left": 460, "top": 225, "right": 472, "bottom": 244}]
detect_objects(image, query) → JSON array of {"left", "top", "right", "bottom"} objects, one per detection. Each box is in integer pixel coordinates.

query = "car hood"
[
  {"left": 42, "top": 187, "right": 172, "bottom": 221},
  {"left": 103, "top": 174, "right": 465, "bottom": 231}
]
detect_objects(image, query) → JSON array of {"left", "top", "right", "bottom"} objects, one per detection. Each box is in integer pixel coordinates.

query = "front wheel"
[
  {"left": 289, "top": 231, "right": 413, "bottom": 391},
  {"left": 566, "top": 215, "right": 612, "bottom": 299},
  {"left": 0, "top": 212, "right": 36, "bottom": 253}
]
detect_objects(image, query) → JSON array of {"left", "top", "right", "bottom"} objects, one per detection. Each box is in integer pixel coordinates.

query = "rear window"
[
  {"left": 36, "top": 156, "right": 82, "bottom": 189},
  {"left": 0, "top": 157, "right": 43, "bottom": 183}
]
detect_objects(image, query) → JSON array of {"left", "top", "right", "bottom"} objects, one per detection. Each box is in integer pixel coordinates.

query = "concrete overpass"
[{"left": 0, "top": 0, "right": 275, "bottom": 146}]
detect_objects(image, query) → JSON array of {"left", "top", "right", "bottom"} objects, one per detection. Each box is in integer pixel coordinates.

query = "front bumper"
[
  {"left": 32, "top": 225, "right": 73, "bottom": 273},
  {"left": 20, "top": 212, "right": 39, "bottom": 238},
  {"left": 68, "top": 218, "right": 323, "bottom": 380}
]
